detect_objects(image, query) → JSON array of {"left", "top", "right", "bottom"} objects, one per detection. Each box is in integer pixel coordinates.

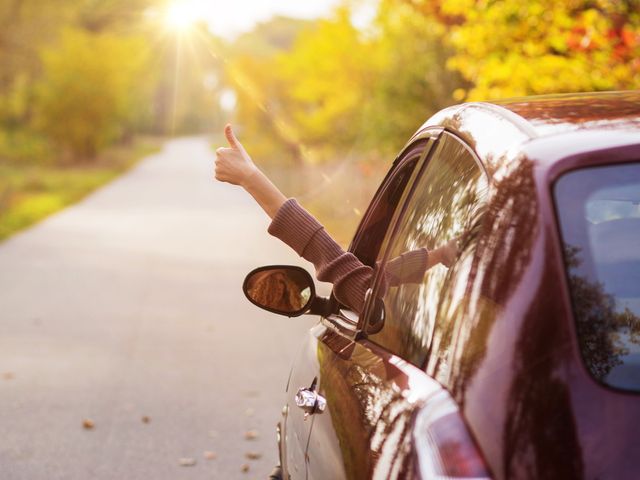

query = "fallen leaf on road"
[
  {"left": 82, "top": 419, "right": 95, "bottom": 430},
  {"left": 203, "top": 451, "right": 217, "bottom": 460},
  {"left": 241, "top": 463, "right": 250, "bottom": 473},
  {"left": 244, "top": 430, "right": 259, "bottom": 440},
  {"left": 3, "top": 372, "right": 14, "bottom": 380},
  {"left": 141, "top": 416, "right": 151, "bottom": 424},
  {"left": 179, "top": 457, "right": 196, "bottom": 467},
  {"left": 245, "top": 452, "right": 262, "bottom": 460}
]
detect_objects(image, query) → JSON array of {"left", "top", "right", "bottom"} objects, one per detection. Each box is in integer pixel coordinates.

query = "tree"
[
  {"left": 34, "top": 28, "right": 152, "bottom": 159},
  {"left": 404, "top": 0, "right": 640, "bottom": 100},
  {"left": 0, "top": 0, "right": 78, "bottom": 127},
  {"left": 227, "top": 5, "right": 465, "bottom": 164},
  {"left": 225, "top": 16, "right": 318, "bottom": 165},
  {"left": 361, "top": 0, "right": 467, "bottom": 155}
]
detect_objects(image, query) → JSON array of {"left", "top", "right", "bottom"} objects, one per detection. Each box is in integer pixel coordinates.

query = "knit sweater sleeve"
[
  {"left": 268, "top": 198, "right": 372, "bottom": 313},
  {"left": 267, "top": 198, "right": 430, "bottom": 313},
  {"left": 383, "top": 248, "right": 430, "bottom": 286}
]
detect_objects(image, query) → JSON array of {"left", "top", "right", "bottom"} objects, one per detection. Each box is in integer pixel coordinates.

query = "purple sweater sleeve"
[
  {"left": 268, "top": 198, "right": 429, "bottom": 313},
  {"left": 383, "top": 248, "right": 430, "bottom": 286}
]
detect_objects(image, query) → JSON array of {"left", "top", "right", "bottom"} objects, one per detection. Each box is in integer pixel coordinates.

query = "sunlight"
[{"left": 164, "top": 1, "right": 201, "bottom": 32}]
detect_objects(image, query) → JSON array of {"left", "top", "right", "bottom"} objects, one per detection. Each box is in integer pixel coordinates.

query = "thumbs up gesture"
[{"left": 214, "top": 124, "right": 258, "bottom": 186}]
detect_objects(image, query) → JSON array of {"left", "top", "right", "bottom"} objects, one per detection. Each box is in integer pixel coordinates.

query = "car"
[{"left": 243, "top": 90, "right": 640, "bottom": 480}]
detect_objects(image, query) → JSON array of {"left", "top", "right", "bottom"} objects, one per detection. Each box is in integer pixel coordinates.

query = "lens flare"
[{"left": 164, "top": 1, "right": 200, "bottom": 32}]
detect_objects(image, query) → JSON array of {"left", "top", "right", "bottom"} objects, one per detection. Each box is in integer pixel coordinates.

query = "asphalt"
[{"left": 0, "top": 137, "right": 319, "bottom": 479}]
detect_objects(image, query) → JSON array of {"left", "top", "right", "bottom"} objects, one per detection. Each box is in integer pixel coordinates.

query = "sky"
[{"left": 167, "top": 0, "right": 346, "bottom": 38}]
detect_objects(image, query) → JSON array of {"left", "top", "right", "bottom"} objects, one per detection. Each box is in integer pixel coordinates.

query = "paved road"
[{"left": 0, "top": 137, "right": 319, "bottom": 479}]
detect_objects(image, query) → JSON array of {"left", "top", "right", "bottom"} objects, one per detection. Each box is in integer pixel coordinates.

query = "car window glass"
[
  {"left": 350, "top": 139, "right": 431, "bottom": 268},
  {"left": 367, "top": 133, "right": 488, "bottom": 368},
  {"left": 555, "top": 162, "right": 640, "bottom": 392}
]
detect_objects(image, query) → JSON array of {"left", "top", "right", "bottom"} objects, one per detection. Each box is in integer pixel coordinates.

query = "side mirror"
[{"left": 243, "top": 265, "right": 316, "bottom": 317}]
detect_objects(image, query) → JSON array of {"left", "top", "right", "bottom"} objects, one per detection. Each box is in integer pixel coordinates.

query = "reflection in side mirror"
[{"left": 243, "top": 265, "right": 316, "bottom": 317}]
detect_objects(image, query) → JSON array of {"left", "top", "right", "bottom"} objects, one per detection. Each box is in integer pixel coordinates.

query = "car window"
[
  {"left": 349, "top": 137, "right": 433, "bottom": 268},
  {"left": 366, "top": 132, "right": 488, "bottom": 368},
  {"left": 554, "top": 162, "right": 640, "bottom": 392}
]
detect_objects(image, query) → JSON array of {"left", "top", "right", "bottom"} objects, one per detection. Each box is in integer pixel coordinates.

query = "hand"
[
  {"left": 438, "top": 238, "right": 459, "bottom": 268},
  {"left": 214, "top": 124, "right": 258, "bottom": 186}
]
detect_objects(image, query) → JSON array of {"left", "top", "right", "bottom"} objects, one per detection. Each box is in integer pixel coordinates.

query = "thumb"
[{"left": 224, "top": 124, "right": 242, "bottom": 150}]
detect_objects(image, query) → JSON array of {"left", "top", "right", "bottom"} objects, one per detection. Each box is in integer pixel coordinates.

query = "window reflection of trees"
[
  {"left": 371, "top": 137, "right": 488, "bottom": 368},
  {"left": 565, "top": 244, "right": 640, "bottom": 384},
  {"left": 439, "top": 159, "right": 585, "bottom": 478},
  {"left": 501, "top": 281, "right": 584, "bottom": 479},
  {"left": 555, "top": 163, "right": 640, "bottom": 391},
  {"left": 443, "top": 159, "right": 539, "bottom": 402}
]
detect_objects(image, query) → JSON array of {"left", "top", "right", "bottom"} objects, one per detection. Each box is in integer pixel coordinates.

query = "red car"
[{"left": 244, "top": 91, "right": 640, "bottom": 479}]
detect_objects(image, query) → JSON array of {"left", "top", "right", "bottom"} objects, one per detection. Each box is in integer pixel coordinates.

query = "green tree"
[
  {"left": 0, "top": 0, "right": 78, "bottom": 127},
  {"left": 34, "top": 28, "right": 152, "bottom": 159}
]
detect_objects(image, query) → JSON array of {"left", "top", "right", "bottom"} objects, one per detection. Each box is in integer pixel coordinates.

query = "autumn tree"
[
  {"left": 34, "top": 28, "right": 152, "bottom": 159},
  {"left": 228, "top": 5, "right": 465, "bottom": 164},
  {"left": 225, "top": 16, "right": 319, "bottom": 165},
  {"left": 361, "top": 0, "right": 467, "bottom": 154},
  {"left": 0, "top": 1, "right": 78, "bottom": 128},
  {"left": 403, "top": 0, "right": 640, "bottom": 100}
]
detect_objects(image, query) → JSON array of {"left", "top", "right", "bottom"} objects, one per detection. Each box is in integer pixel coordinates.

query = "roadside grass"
[{"left": 0, "top": 137, "right": 162, "bottom": 241}]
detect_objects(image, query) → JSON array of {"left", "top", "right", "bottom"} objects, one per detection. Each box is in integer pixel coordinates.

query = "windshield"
[{"left": 554, "top": 162, "right": 640, "bottom": 392}]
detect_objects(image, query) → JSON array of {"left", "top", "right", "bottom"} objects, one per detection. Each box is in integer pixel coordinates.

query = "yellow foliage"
[
  {"left": 229, "top": 3, "right": 465, "bottom": 164},
  {"left": 436, "top": 0, "right": 640, "bottom": 100},
  {"left": 33, "top": 28, "right": 152, "bottom": 158},
  {"left": 229, "top": 10, "right": 382, "bottom": 164}
]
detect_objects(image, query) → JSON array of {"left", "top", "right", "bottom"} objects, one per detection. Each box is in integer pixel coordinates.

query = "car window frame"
[
  {"left": 321, "top": 127, "right": 444, "bottom": 338},
  {"left": 360, "top": 130, "right": 490, "bottom": 362}
]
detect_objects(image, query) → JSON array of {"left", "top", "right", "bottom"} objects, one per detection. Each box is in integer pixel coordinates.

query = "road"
[{"left": 0, "top": 137, "right": 319, "bottom": 479}]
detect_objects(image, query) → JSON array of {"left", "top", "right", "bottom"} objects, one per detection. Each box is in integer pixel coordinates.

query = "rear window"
[{"left": 555, "top": 162, "right": 640, "bottom": 392}]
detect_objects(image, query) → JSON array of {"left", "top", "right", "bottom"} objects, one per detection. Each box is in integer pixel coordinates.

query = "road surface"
[{"left": 0, "top": 137, "right": 320, "bottom": 479}]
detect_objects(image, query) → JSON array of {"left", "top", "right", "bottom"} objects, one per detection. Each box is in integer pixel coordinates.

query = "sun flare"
[{"left": 164, "top": 1, "right": 200, "bottom": 32}]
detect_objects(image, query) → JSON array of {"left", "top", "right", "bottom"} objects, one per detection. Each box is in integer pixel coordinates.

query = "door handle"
[{"left": 295, "top": 378, "right": 326, "bottom": 419}]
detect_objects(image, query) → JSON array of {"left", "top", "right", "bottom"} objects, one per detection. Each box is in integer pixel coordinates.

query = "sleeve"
[
  {"left": 383, "top": 248, "right": 430, "bottom": 286},
  {"left": 267, "top": 199, "right": 431, "bottom": 314},
  {"left": 268, "top": 198, "right": 372, "bottom": 313}
]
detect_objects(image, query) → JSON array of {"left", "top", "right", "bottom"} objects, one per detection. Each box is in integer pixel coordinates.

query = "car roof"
[
  {"left": 492, "top": 90, "right": 640, "bottom": 136},
  {"left": 419, "top": 90, "right": 640, "bottom": 175}
]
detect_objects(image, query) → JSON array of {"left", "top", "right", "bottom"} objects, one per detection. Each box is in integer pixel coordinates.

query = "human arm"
[
  {"left": 214, "top": 125, "right": 457, "bottom": 312},
  {"left": 214, "top": 125, "right": 373, "bottom": 312},
  {"left": 214, "top": 124, "right": 286, "bottom": 219}
]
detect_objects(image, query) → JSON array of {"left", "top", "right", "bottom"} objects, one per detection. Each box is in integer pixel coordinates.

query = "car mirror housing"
[{"left": 243, "top": 265, "right": 317, "bottom": 317}]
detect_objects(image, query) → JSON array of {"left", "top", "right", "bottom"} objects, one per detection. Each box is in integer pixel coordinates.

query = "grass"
[{"left": 0, "top": 137, "right": 162, "bottom": 241}]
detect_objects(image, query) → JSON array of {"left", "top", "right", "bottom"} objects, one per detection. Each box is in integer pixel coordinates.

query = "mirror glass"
[{"left": 244, "top": 266, "right": 314, "bottom": 316}]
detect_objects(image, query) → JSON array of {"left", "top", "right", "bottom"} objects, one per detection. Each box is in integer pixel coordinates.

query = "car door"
[
  {"left": 304, "top": 131, "right": 490, "bottom": 480},
  {"left": 281, "top": 129, "right": 441, "bottom": 479}
]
